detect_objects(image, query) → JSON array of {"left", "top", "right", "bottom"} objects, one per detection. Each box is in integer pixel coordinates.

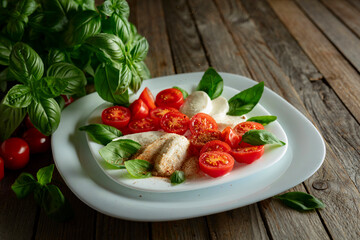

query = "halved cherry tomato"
[
  {"left": 61, "top": 95, "right": 74, "bottom": 107},
  {"left": 130, "top": 99, "right": 149, "bottom": 120},
  {"left": 160, "top": 112, "right": 189, "bottom": 135},
  {"left": 221, "top": 127, "right": 241, "bottom": 148},
  {"left": 234, "top": 121, "right": 264, "bottom": 136},
  {"left": 231, "top": 145, "right": 265, "bottom": 164},
  {"left": 189, "top": 129, "right": 221, "bottom": 155},
  {"left": 22, "top": 128, "right": 51, "bottom": 154},
  {"left": 150, "top": 107, "right": 179, "bottom": 126},
  {"left": 0, "top": 157, "right": 4, "bottom": 180},
  {"left": 155, "top": 88, "right": 184, "bottom": 109},
  {"left": 128, "top": 117, "right": 157, "bottom": 133},
  {"left": 139, "top": 87, "right": 156, "bottom": 110},
  {"left": 189, "top": 113, "right": 218, "bottom": 134},
  {"left": 200, "top": 140, "right": 231, "bottom": 155},
  {"left": 0, "top": 138, "right": 30, "bottom": 170},
  {"left": 102, "top": 106, "right": 131, "bottom": 129},
  {"left": 199, "top": 151, "right": 235, "bottom": 178}
]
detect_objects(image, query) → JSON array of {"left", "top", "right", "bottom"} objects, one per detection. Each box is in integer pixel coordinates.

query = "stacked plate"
[{"left": 52, "top": 73, "right": 325, "bottom": 221}]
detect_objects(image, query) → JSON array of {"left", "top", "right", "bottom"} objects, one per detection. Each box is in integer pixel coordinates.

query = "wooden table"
[{"left": 1, "top": 0, "right": 360, "bottom": 239}]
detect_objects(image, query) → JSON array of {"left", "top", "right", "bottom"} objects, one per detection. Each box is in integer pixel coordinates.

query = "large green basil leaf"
[
  {"left": 0, "top": 35, "right": 13, "bottom": 65},
  {"left": 85, "top": 33, "right": 125, "bottom": 63},
  {"left": 11, "top": 173, "right": 38, "bottom": 199},
  {"left": 130, "top": 37, "right": 149, "bottom": 62},
  {"left": 227, "top": 82, "right": 264, "bottom": 116},
  {"left": 124, "top": 159, "right": 152, "bottom": 178},
  {"left": 3, "top": 84, "right": 32, "bottom": 108},
  {"left": 274, "top": 192, "right": 325, "bottom": 211},
  {"left": 37, "top": 164, "right": 54, "bottom": 186},
  {"left": 28, "top": 97, "right": 61, "bottom": 136},
  {"left": 5, "top": 20, "right": 25, "bottom": 42},
  {"left": 197, "top": 67, "right": 223, "bottom": 100},
  {"left": 241, "top": 129, "right": 286, "bottom": 146},
  {"left": 75, "top": 0, "right": 95, "bottom": 11},
  {"left": 0, "top": 100, "right": 26, "bottom": 141},
  {"left": 34, "top": 76, "right": 68, "bottom": 99},
  {"left": 79, "top": 123, "right": 123, "bottom": 145},
  {"left": 9, "top": 42, "right": 44, "bottom": 83},
  {"left": 14, "top": 0, "right": 38, "bottom": 19},
  {"left": 46, "top": 49, "right": 67, "bottom": 67},
  {"left": 102, "top": 14, "right": 131, "bottom": 44},
  {"left": 129, "top": 63, "right": 143, "bottom": 93},
  {"left": 99, "top": 139, "right": 141, "bottom": 166},
  {"left": 98, "top": 0, "right": 129, "bottom": 18},
  {"left": 134, "top": 61, "right": 150, "bottom": 80},
  {"left": 94, "top": 64, "right": 130, "bottom": 105},
  {"left": 64, "top": 10, "right": 101, "bottom": 47},
  {"left": 41, "top": 184, "right": 73, "bottom": 221},
  {"left": 247, "top": 116, "right": 277, "bottom": 126},
  {"left": 47, "top": 62, "right": 86, "bottom": 95}
]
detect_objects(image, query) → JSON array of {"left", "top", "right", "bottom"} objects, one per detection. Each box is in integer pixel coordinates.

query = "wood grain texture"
[
  {"left": 321, "top": 0, "right": 360, "bottom": 38},
  {"left": 267, "top": 0, "right": 360, "bottom": 124},
  {"left": 346, "top": 0, "right": 360, "bottom": 12}
]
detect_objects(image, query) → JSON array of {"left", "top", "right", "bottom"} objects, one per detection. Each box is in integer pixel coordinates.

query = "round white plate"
[
  {"left": 52, "top": 72, "right": 325, "bottom": 221},
  {"left": 86, "top": 83, "right": 288, "bottom": 192}
]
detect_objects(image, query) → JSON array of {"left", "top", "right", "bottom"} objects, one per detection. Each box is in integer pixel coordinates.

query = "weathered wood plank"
[
  {"left": 346, "top": 0, "right": 360, "bottom": 13},
  {"left": 267, "top": 0, "right": 360, "bottom": 124},
  {"left": 321, "top": 0, "right": 360, "bottom": 38}
]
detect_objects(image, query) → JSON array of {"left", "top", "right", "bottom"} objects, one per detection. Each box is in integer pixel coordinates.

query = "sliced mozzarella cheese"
[
  {"left": 212, "top": 114, "right": 247, "bottom": 131},
  {"left": 112, "top": 131, "right": 165, "bottom": 149},
  {"left": 210, "top": 96, "right": 229, "bottom": 116},
  {"left": 180, "top": 91, "right": 212, "bottom": 117}
]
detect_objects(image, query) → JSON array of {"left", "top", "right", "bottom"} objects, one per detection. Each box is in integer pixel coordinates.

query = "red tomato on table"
[
  {"left": 231, "top": 145, "right": 265, "bottom": 164},
  {"left": 128, "top": 117, "right": 157, "bottom": 133},
  {"left": 0, "top": 157, "right": 4, "bottom": 180},
  {"left": 160, "top": 112, "right": 189, "bottom": 135},
  {"left": 155, "top": 88, "right": 184, "bottom": 109},
  {"left": 199, "top": 151, "right": 235, "bottom": 178},
  {"left": 234, "top": 121, "right": 264, "bottom": 136},
  {"left": 189, "top": 113, "right": 218, "bottom": 134},
  {"left": 61, "top": 95, "right": 74, "bottom": 107},
  {"left": 200, "top": 140, "right": 231, "bottom": 155},
  {"left": 102, "top": 106, "right": 131, "bottom": 129},
  {"left": 130, "top": 99, "right": 149, "bottom": 120},
  {"left": 24, "top": 115, "right": 34, "bottom": 129},
  {"left": 139, "top": 87, "right": 156, "bottom": 110},
  {"left": 22, "top": 128, "right": 51, "bottom": 154},
  {"left": 189, "top": 129, "right": 221, "bottom": 155},
  {"left": 221, "top": 127, "right": 241, "bottom": 148},
  {"left": 0, "top": 138, "right": 30, "bottom": 170}
]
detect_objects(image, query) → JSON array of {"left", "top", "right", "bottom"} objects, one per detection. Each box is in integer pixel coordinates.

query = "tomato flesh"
[
  {"left": 22, "top": 128, "right": 51, "bottom": 153},
  {"left": 0, "top": 157, "right": 4, "bottom": 180},
  {"left": 155, "top": 88, "right": 184, "bottom": 109},
  {"left": 160, "top": 112, "right": 189, "bottom": 135},
  {"left": 231, "top": 145, "right": 265, "bottom": 164},
  {"left": 221, "top": 127, "right": 241, "bottom": 148},
  {"left": 199, "top": 151, "right": 234, "bottom": 178},
  {"left": 102, "top": 106, "right": 131, "bottom": 129},
  {"left": 130, "top": 99, "right": 149, "bottom": 120},
  {"left": 189, "top": 129, "right": 221, "bottom": 155},
  {"left": 189, "top": 113, "right": 218, "bottom": 134},
  {"left": 0, "top": 138, "right": 30, "bottom": 170},
  {"left": 139, "top": 87, "right": 156, "bottom": 110},
  {"left": 150, "top": 107, "right": 179, "bottom": 127},
  {"left": 234, "top": 121, "right": 264, "bottom": 136},
  {"left": 200, "top": 140, "right": 231, "bottom": 155},
  {"left": 128, "top": 117, "right": 157, "bottom": 133}
]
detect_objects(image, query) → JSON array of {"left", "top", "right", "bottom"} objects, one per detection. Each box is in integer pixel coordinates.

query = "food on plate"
[
  {"left": 101, "top": 106, "right": 131, "bottom": 129},
  {"left": 200, "top": 140, "right": 231, "bottom": 155},
  {"left": 189, "top": 113, "right": 218, "bottom": 134},
  {"left": 231, "top": 145, "right": 265, "bottom": 164},
  {"left": 199, "top": 151, "right": 235, "bottom": 178},
  {"left": 113, "top": 131, "right": 165, "bottom": 151},
  {"left": 128, "top": 117, "right": 158, "bottom": 133},
  {"left": 179, "top": 91, "right": 212, "bottom": 117},
  {"left": 155, "top": 88, "right": 184, "bottom": 109}
]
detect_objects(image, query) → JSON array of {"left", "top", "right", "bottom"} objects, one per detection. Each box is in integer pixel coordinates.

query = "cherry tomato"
[
  {"left": 22, "top": 128, "right": 51, "bottom": 153},
  {"left": 200, "top": 140, "right": 231, "bottom": 155},
  {"left": 102, "top": 106, "right": 131, "bottom": 129},
  {"left": 61, "top": 95, "right": 74, "bottom": 107},
  {"left": 155, "top": 88, "right": 184, "bottom": 109},
  {"left": 128, "top": 117, "right": 157, "bottom": 133},
  {"left": 0, "top": 138, "right": 30, "bottom": 170},
  {"left": 25, "top": 115, "right": 34, "bottom": 129},
  {"left": 189, "top": 129, "right": 221, "bottom": 155},
  {"left": 199, "top": 151, "right": 234, "bottom": 178},
  {"left": 118, "top": 127, "right": 132, "bottom": 136},
  {"left": 189, "top": 113, "right": 218, "bottom": 134},
  {"left": 130, "top": 99, "right": 149, "bottom": 120},
  {"left": 234, "top": 121, "right": 264, "bottom": 136},
  {"left": 160, "top": 112, "right": 190, "bottom": 135},
  {"left": 0, "top": 157, "right": 4, "bottom": 180},
  {"left": 150, "top": 107, "right": 179, "bottom": 126},
  {"left": 230, "top": 145, "right": 265, "bottom": 164},
  {"left": 139, "top": 87, "right": 156, "bottom": 110},
  {"left": 221, "top": 127, "right": 241, "bottom": 148}
]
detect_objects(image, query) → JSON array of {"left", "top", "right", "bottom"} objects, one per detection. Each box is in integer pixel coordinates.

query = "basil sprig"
[
  {"left": 197, "top": 67, "right": 224, "bottom": 100},
  {"left": 173, "top": 86, "right": 188, "bottom": 99},
  {"left": 11, "top": 164, "right": 73, "bottom": 222},
  {"left": 170, "top": 171, "right": 185, "bottom": 185},
  {"left": 247, "top": 116, "right": 277, "bottom": 126},
  {"left": 227, "top": 82, "right": 264, "bottom": 116},
  {"left": 241, "top": 130, "right": 286, "bottom": 146},
  {"left": 99, "top": 139, "right": 141, "bottom": 166},
  {"left": 124, "top": 159, "right": 152, "bottom": 178},
  {"left": 79, "top": 123, "right": 123, "bottom": 145},
  {"left": 274, "top": 192, "right": 325, "bottom": 211}
]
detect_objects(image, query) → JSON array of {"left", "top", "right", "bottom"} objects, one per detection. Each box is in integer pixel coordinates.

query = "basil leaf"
[
  {"left": 247, "top": 116, "right": 277, "bottom": 126},
  {"left": 0, "top": 35, "right": 13, "bottom": 65},
  {"left": 11, "top": 173, "right": 38, "bottom": 199},
  {"left": 64, "top": 10, "right": 101, "bottom": 47},
  {"left": 9, "top": 42, "right": 44, "bottom": 83},
  {"left": 196, "top": 67, "right": 223, "bottom": 100},
  {"left": 34, "top": 76, "right": 68, "bottom": 99},
  {"left": 79, "top": 123, "right": 123, "bottom": 145},
  {"left": 94, "top": 64, "right": 130, "bottom": 105},
  {"left": 54, "top": 95, "right": 65, "bottom": 110},
  {"left": 129, "top": 63, "right": 143, "bottom": 93},
  {"left": 3, "top": 84, "right": 32, "bottom": 108},
  {"left": 98, "top": 0, "right": 130, "bottom": 18},
  {"left": 37, "top": 164, "right": 54, "bottom": 186},
  {"left": 75, "top": 0, "right": 95, "bottom": 11},
  {"left": 0, "top": 100, "right": 26, "bottom": 141},
  {"left": 241, "top": 130, "right": 286, "bottom": 146},
  {"left": 102, "top": 14, "right": 131, "bottom": 44},
  {"left": 6, "top": 19, "right": 25, "bottom": 42},
  {"left": 47, "top": 62, "right": 86, "bottom": 95},
  {"left": 170, "top": 171, "right": 185, "bottom": 185},
  {"left": 124, "top": 159, "right": 152, "bottom": 178},
  {"left": 99, "top": 139, "right": 141, "bottom": 166},
  {"left": 134, "top": 61, "right": 150, "bottom": 80},
  {"left": 274, "top": 192, "right": 325, "bottom": 211},
  {"left": 46, "top": 49, "right": 67, "bottom": 67},
  {"left": 173, "top": 86, "right": 188, "bottom": 99},
  {"left": 28, "top": 97, "right": 61, "bottom": 136},
  {"left": 130, "top": 37, "right": 149, "bottom": 62},
  {"left": 227, "top": 82, "right": 264, "bottom": 116}
]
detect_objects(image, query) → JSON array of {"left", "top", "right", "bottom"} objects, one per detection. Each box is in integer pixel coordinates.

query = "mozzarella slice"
[
  {"left": 210, "top": 96, "right": 229, "bottom": 116},
  {"left": 212, "top": 114, "right": 247, "bottom": 131},
  {"left": 180, "top": 91, "right": 212, "bottom": 117}
]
